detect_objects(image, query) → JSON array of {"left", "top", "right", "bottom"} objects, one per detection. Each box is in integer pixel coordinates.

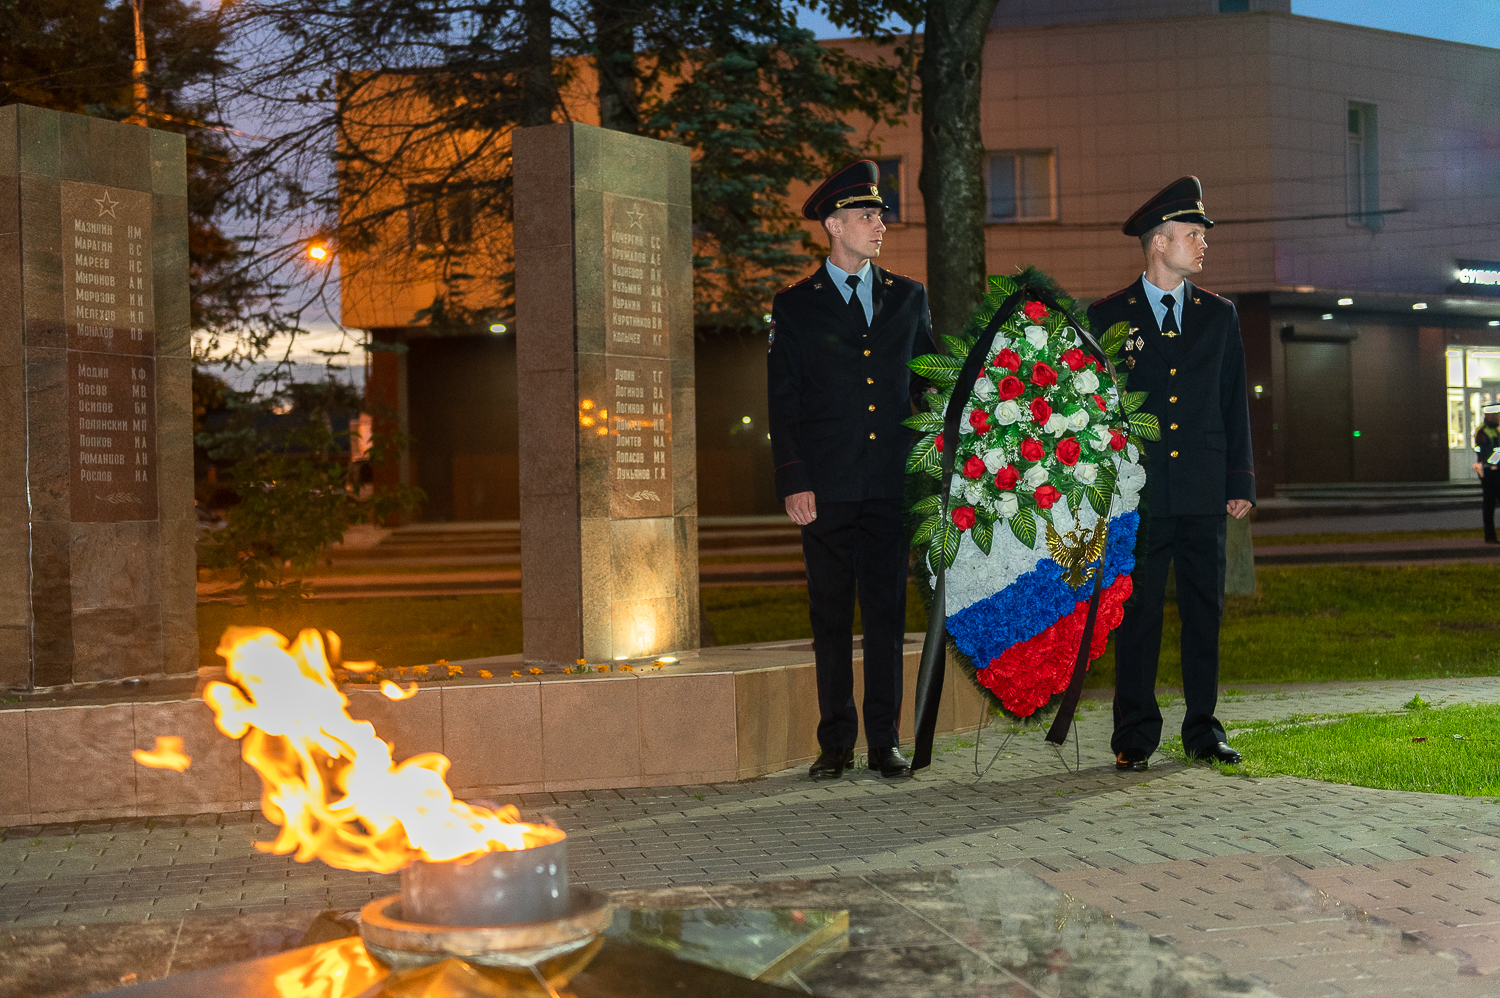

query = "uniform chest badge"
[
  {"left": 1125, "top": 357, "right": 1136, "bottom": 369},
  {"left": 767, "top": 323, "right": 776, "bottom": 353}
]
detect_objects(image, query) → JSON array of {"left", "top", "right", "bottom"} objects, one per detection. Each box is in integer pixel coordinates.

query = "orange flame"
[
  {"left": 203, "top": 626, "right": 562, "bottom": 873},
  {"left": 133, "top": 736, "right": 192, "bottom": 772},
  {"left": 380, "top": 680, "right": 418, "bottom": 700}
]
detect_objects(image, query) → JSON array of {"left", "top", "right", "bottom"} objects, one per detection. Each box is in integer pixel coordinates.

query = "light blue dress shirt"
[
  {"left": 826, "top": 258, "right": 874, "bottom": 324},
  {"left": 1141, "top": 274, "right": 1186, "bottom": 333}
]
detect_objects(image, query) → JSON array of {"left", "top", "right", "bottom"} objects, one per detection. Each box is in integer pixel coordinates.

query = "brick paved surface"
[{"left": 5, "top": 677, "right": 1500, "bottom": 996}]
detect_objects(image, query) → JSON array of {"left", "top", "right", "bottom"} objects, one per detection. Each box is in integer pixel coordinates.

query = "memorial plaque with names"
[
  {"left": 61, "top": 181, "right": 157, "bottom": 522},
  {"left": 604, "top": 193, "right": 671, "bottom": 519}
]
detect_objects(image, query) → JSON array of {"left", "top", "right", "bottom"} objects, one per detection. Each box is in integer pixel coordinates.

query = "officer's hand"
[
  {"left": 1475, "top": 463, "right": 1485, "bottom": 477},
  {"left": 785, "top": 492, "right": 817, "bottom": 525},
  {"left": 1226, "top": 499, "right": 1252, "bottom": 520}
]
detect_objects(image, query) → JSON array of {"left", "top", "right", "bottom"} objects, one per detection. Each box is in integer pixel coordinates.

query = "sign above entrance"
[{"left": 1451, "top": 259, "right": 1500, "bottom": 297}]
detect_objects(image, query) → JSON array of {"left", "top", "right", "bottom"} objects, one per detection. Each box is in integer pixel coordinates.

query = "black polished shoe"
[
  {"left": 868, "top": 746, "right": 913, "bottom": 779},
  {"left": 1115, "top": 751, "right": 1150, "bottom": 772},
  {"left": 1188, "top": 741, "right": 1243, "bottom": 765},
  {"left": 809, "top": 746, "right": 855, "bottom": 780}
]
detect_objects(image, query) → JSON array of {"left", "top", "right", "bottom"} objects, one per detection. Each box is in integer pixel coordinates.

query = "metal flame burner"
[
  {"left": 359, "top": 837, "right": 613, "bottom": 983},
  {"left": 403, "top": 838, "right": 571, "bottom": 926}
]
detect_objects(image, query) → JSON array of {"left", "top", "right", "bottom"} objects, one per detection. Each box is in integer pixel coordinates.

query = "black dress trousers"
[
  {"left": 1483, "top": 470, "right": 1499, "bottom": 542},
  {"left": 801, "top": 498, "right": 909, "bottom": 750},
  {"left": 1111, "top": 514, "right": 1229, "bottom": 756}
]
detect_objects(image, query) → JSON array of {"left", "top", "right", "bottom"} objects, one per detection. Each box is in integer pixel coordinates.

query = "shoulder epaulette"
[
  {"left": 1092, "top": 287, "right": 1134, "bottom": 305},
  {"left": 1192, "top": 285, "right": 1231, "bottom": 304}
]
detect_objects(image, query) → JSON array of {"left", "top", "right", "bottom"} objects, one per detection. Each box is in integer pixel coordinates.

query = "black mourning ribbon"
[{"left": 910, "top": 278, "right": 1131, "bottom": 771}]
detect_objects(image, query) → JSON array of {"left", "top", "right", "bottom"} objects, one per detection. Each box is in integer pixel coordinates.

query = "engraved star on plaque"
[
  {"left": 94, "top": 190, "right": 119, "bottom": 218},
  {"left": 626, "top": 206, "right": 645, "bottom": 230}
]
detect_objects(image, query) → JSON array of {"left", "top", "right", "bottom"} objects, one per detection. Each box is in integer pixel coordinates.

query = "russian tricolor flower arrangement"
[{"left": 905, "top": 272, "right": 1159, "bottom": 719}]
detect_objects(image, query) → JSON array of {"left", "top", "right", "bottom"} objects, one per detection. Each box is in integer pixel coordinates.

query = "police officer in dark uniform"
[
  {"left": 1474, "top": 403, "right": 1500, "bottom": 544},
  {"left": 767, "top": 160, "right": 934, "bottom": 780},
  {"left": 1087, "top": 177, "right": 1256, "bottom": 772}
]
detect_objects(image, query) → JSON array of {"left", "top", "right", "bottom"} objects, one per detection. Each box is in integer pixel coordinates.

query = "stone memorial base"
[{"left": 0, "top": 638, "right": 987, "bottom": 826}]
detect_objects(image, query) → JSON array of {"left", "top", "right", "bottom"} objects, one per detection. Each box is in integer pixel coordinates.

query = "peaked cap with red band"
[
  {"left": 1122, "top": 176, "right": 1215, "bottom": 236},
  {"left": 801, "top": 160, "right": 891, "bottom": 221}
]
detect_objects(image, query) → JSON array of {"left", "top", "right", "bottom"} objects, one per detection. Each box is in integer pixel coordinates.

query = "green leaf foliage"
[
  {"left": 1129, "top": 412, "right": 1162, "bottom": 441},
  {"left": 939, "top": 520, "right": 962, "bottom": 569},
  {"left": 941, "top": 334, "right": 975, "bottom": 360},
  {"left": 906, "top": 431, "right": 943, "bottom": 475},
  {"left": 1101, "top": 321, "right": 1131, "bottom": 357},
  {"left": 909, "top": 352, "right": 963, "bottom": 385},
  {"left": 903, "top": 411, "right": 944, "bottom": 433},
  {"left": 988, "top": 275, "right": 1018, "bottom": 296},
  {"left": 1008, "top": 507, "right": 1037, "bottom": 548},
  {"left": 909, "top": 493, "right": 944, "bottom": 519},
  {"left": 911, "top": 512, "right": 943, "bottom": 545},
  {"left": 971, "top": 515, "right": 994, "bottom": 555},
  {"left": 1122, "top": 391, "right": 1148, "bottom": 414}
]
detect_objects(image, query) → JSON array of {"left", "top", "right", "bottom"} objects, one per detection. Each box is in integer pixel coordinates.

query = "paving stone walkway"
[{"left": 5, "top": 676, "right": 1500, "bottom": 996}]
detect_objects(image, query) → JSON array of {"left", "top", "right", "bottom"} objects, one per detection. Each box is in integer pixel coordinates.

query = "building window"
[
  {"left": 874, "top": 158, "right": 902, "bottom": 222},
  {"left": 408, "top": 184, "right": 475, "bottom": 250},
  {"left": 1346, "top": 102, "right": 1380, "bottom": 230},
  {"left": 987, "top": 151, "right": 1056, "bottom": 222},
  {"left": 1218, "top": 0, "right": 1250, "bottom": 12}
]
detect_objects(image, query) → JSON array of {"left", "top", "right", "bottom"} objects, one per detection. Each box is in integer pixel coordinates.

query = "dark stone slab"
[{"left": 1, "top": 104, "right": 194, "bottom": 690}]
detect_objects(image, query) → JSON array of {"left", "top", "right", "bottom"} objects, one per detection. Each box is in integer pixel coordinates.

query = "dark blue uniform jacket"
[
  {"left": 768, "top": 264, "right": 933, "bottom": 502},
  {"left": 1087, "top": 277, "right": 1256, "bottom": 516}
]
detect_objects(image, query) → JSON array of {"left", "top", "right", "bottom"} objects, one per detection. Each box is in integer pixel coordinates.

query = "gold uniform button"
[
  {"left": 866, "top": 377, "right": 874, "bottom": 385},
  {"left": 868, "top": 404, "right": 876, "bottom": 411},
  {"left": 863, "top": 349, "right": 871, "bottom": 356},
  {"left": 1170, "top": 450, "right": 1180, "bottom": 458},
  {"left": 1169, "top": 395, "right": 1178, "bottom": 403},
  {"left": 869, "top": 432, "right": 877, "bottom": 440},
  {"left": 1170, "top": 368, "right": 1177, "bottom": 375},
  {"left": 1170, "top": 422, "right": 1179, "bottom": 430}
]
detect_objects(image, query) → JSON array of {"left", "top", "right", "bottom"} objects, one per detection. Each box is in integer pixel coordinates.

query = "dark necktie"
[
  {"left": 846, "top": 274, "right": 866, "bottom": 327},
  {"left": 1159, "top": 293, "right": 1181, "bottom": 338}
]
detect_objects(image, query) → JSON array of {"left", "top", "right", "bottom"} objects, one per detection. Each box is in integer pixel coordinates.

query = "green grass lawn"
[
  {"left": 1216, "top": 701, "right": 1500, "bottom": 796},
  {"left": 1254, "top": 528, "right": 1479, "bottom": 547},
  {"left": 1083, "top": 564, "right": 1500, "bottom": 689},
  {"left": 198, "top": 566, "right": 1500, "bottom": 685}
]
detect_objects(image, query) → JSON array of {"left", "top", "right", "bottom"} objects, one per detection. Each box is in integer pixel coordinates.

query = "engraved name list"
[
  {"left": 62, "top": 182, "right": 157, "bottom": 523},
  {"left": 603, "top": 194, "right": 671, "bottom": 519}
]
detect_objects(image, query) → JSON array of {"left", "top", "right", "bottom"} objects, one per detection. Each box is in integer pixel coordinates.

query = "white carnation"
[
  {"left": 1024, "top": 325, "right": 1049, "bottom": 350},
  {"left": 1023, "top": 464, "right": 1050, "bottom": 488},
  {"left": 1066, "top": 409, "right": 1090, "bottom": 431},
  {"left": 1045, "top": 413, "right": 1068, "bottom": 435},
  {"left": 1072, "top": 462, "right": 1098, "bottom": 485},
  {"left": 996, "top": 492, "right": 1019, "bottom": 517},
  {"left": 996, "top": 400, "right": 1023, "bottom": 425},
  {"left": 1075, "top": 369, "right": 1099, "bottom": 393}
]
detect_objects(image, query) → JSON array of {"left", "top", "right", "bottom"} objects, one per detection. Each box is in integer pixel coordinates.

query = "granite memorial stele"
[
  {"left": 0, "top": 104, "right": 195, "bottom": 690},
  {"left": 514, "top": 123, "right": 699, "bottom": 666}
]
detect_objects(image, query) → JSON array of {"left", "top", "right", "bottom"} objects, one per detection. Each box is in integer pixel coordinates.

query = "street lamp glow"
[
  {"left": 307, "top": 244, "right": 329, "bottom": 261},
  {"left": 1337, "top": 298, "right": 1354, "bottom": 306},
  {"left": 1412, "top": 302, "right": 1428, "bottom": 310}
]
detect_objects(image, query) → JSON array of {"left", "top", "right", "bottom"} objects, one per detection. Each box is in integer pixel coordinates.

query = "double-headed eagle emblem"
[{"left": 1045, "top": 519, "right": 1109, "bottom": 590}]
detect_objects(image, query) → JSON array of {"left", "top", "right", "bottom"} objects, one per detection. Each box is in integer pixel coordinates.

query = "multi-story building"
[{"left": 344, "top": 0, "right": 1500, "bottom": 519}]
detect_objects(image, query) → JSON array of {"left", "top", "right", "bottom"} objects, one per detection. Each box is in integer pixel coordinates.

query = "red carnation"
[
  {"left": 968, "top": 409, "right": 991, "bottom": 434},
  {"left": 1030, "top": 362, "right": 1058, "bottom": 388},
  {"left": 1056, "top": 437, "right": 1082, "bottom": 466},
  {"left": 1109, "top": 428, "right": 1128, "bottom": 451},
  {"left": 994, "top": 348, "right": 1021, "bottom": 372},
  {"left": 934, "top": 433, "right": 944, "bottom": 453},
  {"left": 962, "top": 455, "right": 986, "bottom": 479},
  {"left": 1033, "top": 484, "right": 1061, "bottom": 509},
  {"left": 1093, "top": 393, "right": 1107, "bottom": 412},
  {"left": 994, "top": 464, "right": 1020, "bottom": 490},
  {"left": 1030, "top": 396, "right": 1052, "bottom": 425},
  {"left": 997, "top": 375, "right": 1025, "bottom": 400},
  {"left": 951, "top": 506, "right": 977, "bottom": 530},
  {"left": 1020, "top": 438, "right": 1046, "bottom": 462},
  {"left": 1022, "top": 301, "right": 1049, "bottom": 322},
  {"left": 1061, "top": 348, "right": 1086, "bottom": 371}
]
